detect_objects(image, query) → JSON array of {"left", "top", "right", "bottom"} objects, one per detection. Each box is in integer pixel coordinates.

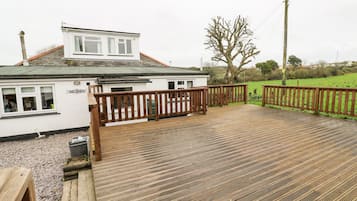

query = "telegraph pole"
[{"left": 282, "top": 0, "right": 289, "bottom": 85}]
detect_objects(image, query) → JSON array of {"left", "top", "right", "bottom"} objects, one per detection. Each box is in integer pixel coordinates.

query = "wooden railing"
[
  {"left": 88, "top": 85, "right": 103, "bottom": 93},
  {"left": 88, "top": 93, "right": 102, "bottom": 161},
  {"left": 208, "top": 84, "right": 247, "bottom": 106},
  {"left": 94, "top": 88, "right": 208, "bottom": 125},
  {"left": 263, "top": 85, "right": 357, "bottom": 117}
]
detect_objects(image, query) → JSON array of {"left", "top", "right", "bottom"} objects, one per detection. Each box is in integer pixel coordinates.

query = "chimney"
[{"left": 19, "top": 30, "right": 29, "bottom": 66}]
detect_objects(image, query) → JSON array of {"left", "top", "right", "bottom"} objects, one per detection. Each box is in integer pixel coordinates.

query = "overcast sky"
[{"left": 1, "top": 0, "right": 357, "bottom": 67}]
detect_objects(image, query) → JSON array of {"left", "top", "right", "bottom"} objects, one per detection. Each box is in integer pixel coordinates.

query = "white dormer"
[{"left": 62, "top": 26, "right": 140, "bottom": 61}]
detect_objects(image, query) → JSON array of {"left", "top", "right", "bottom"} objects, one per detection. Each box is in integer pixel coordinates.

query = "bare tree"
[{"left": 205, "top": 16, "right": 260, "bottom": 83}]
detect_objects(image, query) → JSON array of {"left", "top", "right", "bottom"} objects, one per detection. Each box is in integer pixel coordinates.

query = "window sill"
[
  {"left": 0, "top": 112, "right": 61, "bottom": 119},
  {"left": 107, "top": 54, "right": 134, "bottom": 57},
  {"left": 73, "top": 52, "right": 104, "bottom": 56}
]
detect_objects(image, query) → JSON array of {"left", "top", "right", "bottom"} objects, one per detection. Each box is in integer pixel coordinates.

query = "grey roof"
[{"left": 0, "top": 66, "right": 208, "bottom": 79}]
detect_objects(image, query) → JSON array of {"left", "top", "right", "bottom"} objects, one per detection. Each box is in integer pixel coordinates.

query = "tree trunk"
[{"left": 225, "top": 61, "right": 234, "bottom": 84}]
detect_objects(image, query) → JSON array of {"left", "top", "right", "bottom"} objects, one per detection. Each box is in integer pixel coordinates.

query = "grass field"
[{"left": 246, "top": 73, "right": 357, "bottom": 98}]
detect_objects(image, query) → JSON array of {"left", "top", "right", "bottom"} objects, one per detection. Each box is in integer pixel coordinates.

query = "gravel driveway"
[{"left": 0, "top": 131, "right": 88, "bottom": 201}]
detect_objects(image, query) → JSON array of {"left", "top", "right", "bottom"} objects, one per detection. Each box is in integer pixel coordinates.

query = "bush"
[{"left": 205, "top": 65, "right": 356, "bottom": 84}]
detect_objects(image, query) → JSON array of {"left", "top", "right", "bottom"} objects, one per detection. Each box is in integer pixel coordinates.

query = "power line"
[{"left": 253, "top": 2, "right": 283, "bottom": 34}]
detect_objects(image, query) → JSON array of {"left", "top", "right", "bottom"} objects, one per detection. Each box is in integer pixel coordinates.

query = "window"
[
  {"left": 111, "top": 87, "right": 133, "bottom": 109},
  {"left": 84, "top": 37, "right": 102, "bottom": 53},
  {"left": 108, "top": 38, "right": 116, "bottom": 54},
  {"left": 20, "top": 87, "right": 37, "bottom": 111},
  {"left": 168, "top": 82, "right": 175, "bottom": 90},
  {"left": 118, "top": 39, "right": 126, "bottom": 54},
  {"left": 74, "top": 36, "right": 83, "bottom": 52},
  {"left": 187, "top": 81, "right": 193, "bottom": 88},
  {"left": 111, "top": 87, "right": 132, "bottom": 92},
  {"left": 126, "top": 40, "right": 132, "bottom": 54},
  {"left": 41, "top": 87, "right": 54, "bottom": 110},
  {"left": 2, "top": 88, "right": 17, "bottom": 113},
  {"left": 1, "top": 86, "right": 55, "bottom": 115},
  {"left": 22, "top": 97, "right": 37, "bottom": 111},
  {"left": 74, "top": 36, "right": 102, "bottom": 54},
  {"left": 177, "top": 81, "right": 185, "bottom": 85}
]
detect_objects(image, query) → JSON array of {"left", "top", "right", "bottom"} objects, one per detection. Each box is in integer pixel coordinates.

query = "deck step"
[
  {"left": 61, "top": 170, "right": 96, "bottom": 201},
  {"left": 63, "top": 158, "right": 91, "bottom": 181},
  {"left": 61, "top": 179, "right": 78, "bottom": 201},
  {"left": 78, "top": 170, "right": 96, "bottom": 201}
]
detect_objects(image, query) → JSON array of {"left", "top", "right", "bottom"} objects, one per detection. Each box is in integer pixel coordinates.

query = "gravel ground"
[{"left": 0, "top": 131, "right": 88, "bottom": 201}]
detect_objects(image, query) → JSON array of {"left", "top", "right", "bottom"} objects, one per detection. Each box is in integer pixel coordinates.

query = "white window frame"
[
  {"left": 168, "top": 80, "right": 193, "bottom": 90},
  {"left": 108, "top": 37, "right": 116, "bottom": 54},
  {"left": 0, "top": 85, "right": 56, "bottom": 117},
  {"left": 106, "top": 37, "right": 133, "bottom": 56},
  {"left": 118, "top": 39, "right": 126, "bottom": 55},
  {"left": 74, "top": 35, "right": 103, "bottom": 54},
  {"left": 187, "top": 80, "right": 193, "bottom": 88}
]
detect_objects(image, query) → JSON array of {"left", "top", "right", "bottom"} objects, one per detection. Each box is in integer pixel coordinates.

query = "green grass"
[{"left": 246, "top": 73, "right": 357, "bottom": 98}]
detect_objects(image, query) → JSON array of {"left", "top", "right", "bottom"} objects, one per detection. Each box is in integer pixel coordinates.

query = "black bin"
[{"left": 69, "top": 136, "right": 89, "bottom": 158}]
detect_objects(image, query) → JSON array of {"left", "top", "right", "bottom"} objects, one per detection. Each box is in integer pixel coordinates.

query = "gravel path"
[{"left": 0, "top": 131, "right": 88, "bottom": 201}]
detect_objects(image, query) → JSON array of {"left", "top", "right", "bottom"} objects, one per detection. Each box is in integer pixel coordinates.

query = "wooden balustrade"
[
  {"left": 88, "top": 93, "right": 102, "bottom": 161},
  {"left": 208, "top": 84, "right": 247, "bottom": 106},
  {"left": 88, "top": 85, "right": 103, "bottom": 93},
  {"left": 94, "top": 88, "right": 208, "bottom": 125},
  {"left": 263, "top": 85, "right": 357, "bottom": 117}
]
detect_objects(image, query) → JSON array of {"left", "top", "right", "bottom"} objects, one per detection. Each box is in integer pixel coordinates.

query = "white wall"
[
  {"left": 62, "top": 29, "right": 140, "bottom": 61},
  {"left": 101, "top": 75, "right": 208, "bottom": 92},
  {"left": 144, "top": 75, "right": 208, "bottom": 90},
  {"left": 0, "top": 78, "right": 96, "bottom": 138}
]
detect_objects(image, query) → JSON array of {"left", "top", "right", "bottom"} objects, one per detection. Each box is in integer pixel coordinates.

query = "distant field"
[{"left": 246, "top": 73, "right": 357, "bottom": 97}]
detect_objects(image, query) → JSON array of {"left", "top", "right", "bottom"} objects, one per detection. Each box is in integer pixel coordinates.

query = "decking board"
[{"left": 92, "top": 104, "right": 357, "bottom": 200}]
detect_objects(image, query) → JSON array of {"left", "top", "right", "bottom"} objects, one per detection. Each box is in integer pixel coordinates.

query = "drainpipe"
[{"left": 19, "top": 30, "right": 29, "bottom": 66}]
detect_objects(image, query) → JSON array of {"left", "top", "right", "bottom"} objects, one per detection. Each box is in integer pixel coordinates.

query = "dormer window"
[
  {"left": 108, "top": 38, "right": 116, "bottom": 54},
  {"left": 74, "top": 36, "right": 102, "bottom": 54},
  {"left": 126, "top": 40, "right": 132, "bottom": 54},
  {"left": 63, "top": 26, "right": 140, "bottom": 60},
  {"left": 118, "top": 39, "right": 125, "bottom": 54},
  {"left": 74, "top": 36, "right": 83, "bottom": 52},
  {"left": 108, "top": 38, "right": 133, "bottom": 55}
]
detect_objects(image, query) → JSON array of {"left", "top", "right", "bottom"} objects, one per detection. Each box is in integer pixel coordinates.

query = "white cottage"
[{"left": 0, "top": 26, "right": 208, "bottom": 140}]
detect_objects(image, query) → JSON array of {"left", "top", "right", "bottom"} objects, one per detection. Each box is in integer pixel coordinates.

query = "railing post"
[
  {"left": 220, "top": 86, "right": 224, "bottom": 107},
  {"left": 262, "top": 86, "right": 266, "bottom": 107},
  {"left": 91, "top": 103, "right": 102, "bottom": 161},
  {"left": 314, "top": 87, "right": 320, "bottom": 115},
  {"left": 244, "top": 85, "right": 248, "bottom": 104},
  {"left": 155, "top": 92, "right": 159, "bottom": 121},
  {"left": 203, "top": 88, "right": 207, "bottom": 114}
]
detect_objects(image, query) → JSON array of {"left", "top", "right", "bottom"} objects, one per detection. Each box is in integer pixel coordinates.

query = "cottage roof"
[
  {"left": 0, "top": 66, "right": 207, "bottom": 79},
  {"left": 16, "top": 45, "right": 169, "bottom": 67}
]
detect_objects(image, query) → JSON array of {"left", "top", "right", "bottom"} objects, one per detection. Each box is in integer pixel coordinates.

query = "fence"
[
  {"left": 94, "top": 88, "right": 207, "bottom": 125},
  {"left": 88, "top": 93, "right": 101, "bottom": 161},
  {"left": 88, "top": 85, "right": 103, "bottom": 93},
  {"left": 262, "top": 85, "right": 357, "bottom": 117},
  {"left": 207, "top": 84, "right": 247, "bottom": 106}
]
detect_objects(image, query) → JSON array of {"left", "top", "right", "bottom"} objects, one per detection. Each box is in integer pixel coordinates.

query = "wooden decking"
[{"left": 92, "top": 104, "right": 357, "bottom": 201}]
